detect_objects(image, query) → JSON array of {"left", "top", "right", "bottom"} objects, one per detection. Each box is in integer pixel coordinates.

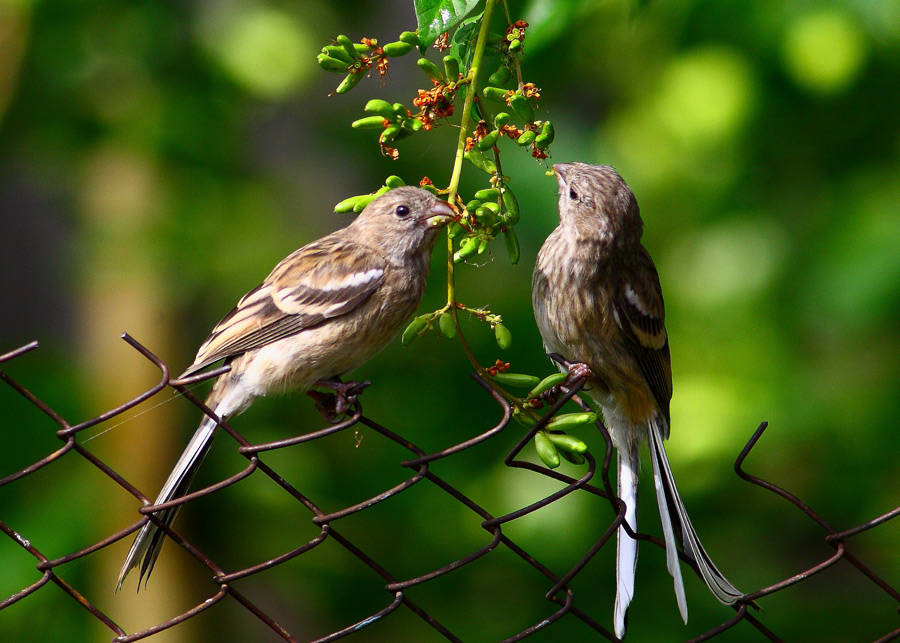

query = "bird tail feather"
[
  {"left": 648, "top": 421, "right": 743, "bottom": 609},
  {"left": 116, "top": 413, "right": 219, "bottom": 590},
  {"left": 614, "top": 444, "right": 640, "bottom": 639}
]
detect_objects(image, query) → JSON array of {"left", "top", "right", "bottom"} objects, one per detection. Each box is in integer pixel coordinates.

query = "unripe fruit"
[
  {"left": 365, "top": 99, "right": 396, "bottom": 120},
  {"left": 545, "top": 412, "right": 598, "bottom": 431},
  {"left": 491, "top": 372, "right": 541, "bottom": 388},
  {"left": 401, "top": 316, "right": 428, "bottom": 345},
  {"left": 336, "top": 35, "right": 360, "bottom": 61},
  {"left": 494, "top": 323, "right": 512, "bottom": 349},
  {"left": 526, "top": 372, "right": 567, "bottom": 399},
  {"left": 351, "top": 116, "right": 387, "bottom": 130},
  {"left": 487, "top": 65, "right": 511, "bottom": 86},
  {"left": 516, "top": 130, "right": 536, "bottom": 146},
  {"left": 482, "top": 86, "right": 509, "bottom": 102},
  {"left": 335, "top": 71, "right": 364, "bottom": 94},
  {"left": 443, "top": 55, "right": 460, "bottom": 81},
  {"left": 502, "top": 227, "right": 520, "bottom": 265},
  {"left": 382, "top": 41, "right": 413, "bottom": 57},
  {"left": 474, "top": 188, "right": 501, "bottom": 201},
  {"left": 546, "top": 432, "right": 588, "bottom": 454},
  {"left": 399, "top": 31, "right": 420, "bottom": 47},
  {"left": 453, "top": 236, "right": 480, "bottom": 263},
  {"left": 317, "top": 53, "right": 350, "bottom": 73},
  {"left": 534, "top": 121, "right": 555, "bottom": 149},
  {"left": 477, "top": 130, "right": 501, "bottom": 151},
  {"left": 417, "top": 58, "right": 445, "bottom": 83},
  {"left": 438, "top": 312, "right": 457, "bottom": 339},
  {"left": 534, "top": 431, "right": 560, "bottom": 469},
  {"left": 509, "top": 93, "right": 534, "bottom": 123}
]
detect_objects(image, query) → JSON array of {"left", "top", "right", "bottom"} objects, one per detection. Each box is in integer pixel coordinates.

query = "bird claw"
[
  {"left": 307, "top": 379, "right": 371, "bottom": 423},
  {"left": 535, "top": 363, "right": 596, "bottom": 404},
  {"left": 565, "top": 362, "right": 594, "bottom": 387}
]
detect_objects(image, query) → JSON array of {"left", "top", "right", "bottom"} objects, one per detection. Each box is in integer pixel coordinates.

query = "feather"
[
  {"left": 614, "top": 444, "right": 640, "bottom": 639},
  {"left": 612, "top": 261, "right": 673, "bottom": 429},
  {"left": 648, "top": 420, "right": 689, "bottom": 624},
  {"left": 532, "top": 163, "right": 742, "bottom": 637},
  {"left": 118, "top": 186, "right": 452, "bottom": 590},
  {"left": 117, "top": 413, "right": 218, "bottom": 590},
  {"left": 117, "top": 382, "right": 253, "bottom": 590},
  {"left": 182, "top": 238, "right": 385, "bottom": 378},
  {"left": 649, "top": 421, "right": 743, "bottom": 606}
]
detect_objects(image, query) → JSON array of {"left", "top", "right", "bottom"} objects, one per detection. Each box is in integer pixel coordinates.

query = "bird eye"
[
  {"left": 568, "top": 187, "right": 578, "bottom": 201},
  {"left": 395, "top": 204, "right": 410, "bottom": 217}
]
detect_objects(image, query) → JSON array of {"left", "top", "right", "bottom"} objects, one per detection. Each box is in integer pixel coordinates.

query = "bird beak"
[
  {"left": 552, "top": 163, "right": 571, "bottom": 188},
  {"left": 423, "top": 201, "right": 458, "bottom": 228}
]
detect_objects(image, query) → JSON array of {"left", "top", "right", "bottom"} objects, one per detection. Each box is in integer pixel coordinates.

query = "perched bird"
[
  {"left": 532, "top": 163, "right": 742, "bottom": 637},
  {"left": 117, "top": 186, "right": 455, "bottom": 590}
]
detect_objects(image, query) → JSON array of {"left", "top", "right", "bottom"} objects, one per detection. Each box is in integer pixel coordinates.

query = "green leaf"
[
  {"left": 415, "top": 0, "right": 481, "bottom": 46},
  {"left": 449, "top": 12, "right": 483, "bottom": 73}
]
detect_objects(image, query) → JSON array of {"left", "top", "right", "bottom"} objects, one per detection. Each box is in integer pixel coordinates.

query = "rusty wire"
[{"left": 1, "top": 336, "right": 899, "bottom": 642}]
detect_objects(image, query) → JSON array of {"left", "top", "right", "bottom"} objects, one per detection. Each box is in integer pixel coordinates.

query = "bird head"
[
  {"left": 352, "top": 186, "right": 457, "bottom": 260},
  {"left": 553, "top": 163, "right": 643, "bottom": 245}
]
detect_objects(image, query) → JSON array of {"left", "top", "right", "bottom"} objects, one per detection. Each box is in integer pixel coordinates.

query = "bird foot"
[
  {"left": 307, "top": 379, "right": 371, "bottom": 423},
  {"left": 565, "top": 362, "right": 594, "bottom": 387},
  {"left": 536, "top": 363, "right": 596, "bottom": 404}
]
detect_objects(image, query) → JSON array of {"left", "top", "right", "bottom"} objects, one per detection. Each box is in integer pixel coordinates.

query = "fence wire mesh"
[{"left": 1, "top": 336, "right": 899, "bottom": 642}]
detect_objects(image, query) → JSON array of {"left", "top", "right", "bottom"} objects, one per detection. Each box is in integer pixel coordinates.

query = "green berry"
[
  {"left": 502, "top": 227, "right": 520, "bottom": 265},
  {"left": 399, "top": 31, "right": 420, "bottom": 47},
  {"left": 494, "top": 323, "right": 512, "bottom": 349},
  {"left": 382, "top": 41, "right": 413, "bottom": 57},
  {"left": 509, "top": 93, "right": 534, "bottom": 123},
  {"left": 351, "top": 116, "right": 386, "bottom": 129},
  {"left": 534, "top": 431, "right": 560, "bottom": 469},
  {"left": 487, "top": 65, "right": 511, "bottom": 86},
  {"left": 474, "top": 188, "right": 501, "bottom": 201},
  {"left": 401, "top": 316, "right": 427, "bottom": 345},
  {"left": 491, "top": 372, "right": 541, "bottom": 388},
  {"left": 336, "top": 35, "right": 360, "bottom": 61},
  {"left": 417, "top": 58, "right": 445, "bottom": 83},
  {"left": 335, "top": 71, "right": 364, "bottom": 94},
  {"left": 365, "top": 99, "right": 396, "bottom": 120},
  {"left": 438, "top": 312, "right": 457, "bottom": 339},
  {"left": 477, "top": 130, "right": 501, "bottom": 151}
]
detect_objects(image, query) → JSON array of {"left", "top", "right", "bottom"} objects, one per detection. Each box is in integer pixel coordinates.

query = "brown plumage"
[
  {"left": 118, "top": 186, "right": 455, "bottom": 590},
  {"left": 532, "top": 163, "right": 742, "bottom": 638}
]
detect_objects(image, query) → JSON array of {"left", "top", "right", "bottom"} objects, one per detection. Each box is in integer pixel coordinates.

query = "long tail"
[
  {"left": 648, "top": 420, "right": 743, "bottom": 610},
  {"left": 116, "top": 413, "right": 219, "bottom": 590},
  {"left": 614, "top": 444, "right": 640, "bottom": 639}
]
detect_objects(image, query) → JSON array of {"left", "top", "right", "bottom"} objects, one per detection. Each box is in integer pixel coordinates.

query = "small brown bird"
[
  {"left": 532, "top": 163, "right": 741, "bottom": 637},
  {"left": 117, "top": 186, "right": 455, "bottom": 589}
]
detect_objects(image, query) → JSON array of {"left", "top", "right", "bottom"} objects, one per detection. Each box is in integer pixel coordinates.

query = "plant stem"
[
  {"left": 445, "top": 0, "right": 497, "bottom": 329},
  {"left": 446, "top": 0, "right": 498, "bottom": 204},
  {"left": 499, "top": 0, "right": 524, "bottom": 89},
  {"left": 442, "top": 0, "right": 522, "bottom": 406}
]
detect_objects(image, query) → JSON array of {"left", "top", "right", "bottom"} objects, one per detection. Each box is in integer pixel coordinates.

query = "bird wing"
[
  {"left": 181, "top": 237, "right": 385, "bottom": 377},
  {"left": 612, "top": 247, "right": 673, "bottom": 426}
]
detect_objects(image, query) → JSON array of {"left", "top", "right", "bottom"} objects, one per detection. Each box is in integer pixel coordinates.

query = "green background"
[{"left": 2, "top": 0, "right": 900, "bottom": 641}]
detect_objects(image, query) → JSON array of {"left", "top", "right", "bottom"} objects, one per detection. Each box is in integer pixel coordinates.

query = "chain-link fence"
[{"left": 1, "top": 336, "right": 899, "bottom": 642}]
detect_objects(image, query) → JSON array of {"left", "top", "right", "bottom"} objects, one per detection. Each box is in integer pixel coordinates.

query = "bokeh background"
[{"left": 2, "top": 0, "right": 900, "bottom": 641}]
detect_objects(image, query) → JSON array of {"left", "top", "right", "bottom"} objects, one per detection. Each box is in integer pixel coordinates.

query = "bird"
[
  {"left": 531, "top": 163, "right": 742, "bottom": 638},
  {"left": 117, "top": 186, "right": 456, "bottom": 590}
]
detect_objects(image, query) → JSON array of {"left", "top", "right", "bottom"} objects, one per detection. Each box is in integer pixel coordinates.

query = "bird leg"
[
  {"left": 534, "top": 362, "right": 597, "bottom": 405},
  {"left": 565, "top": 362, "right": 594, "bottom": 386},
  {"left": 307, "top": 378, "right": 371, "bottom": 423}
]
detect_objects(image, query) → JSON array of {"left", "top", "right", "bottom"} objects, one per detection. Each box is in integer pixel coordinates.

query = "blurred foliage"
[{"left": 2, "top": 0, "right": 900, "bottom": 641}]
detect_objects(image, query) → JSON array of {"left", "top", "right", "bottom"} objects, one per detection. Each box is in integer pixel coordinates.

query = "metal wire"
[{"left": 1, "top": 336, "right": 899, "bottom": 642}]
